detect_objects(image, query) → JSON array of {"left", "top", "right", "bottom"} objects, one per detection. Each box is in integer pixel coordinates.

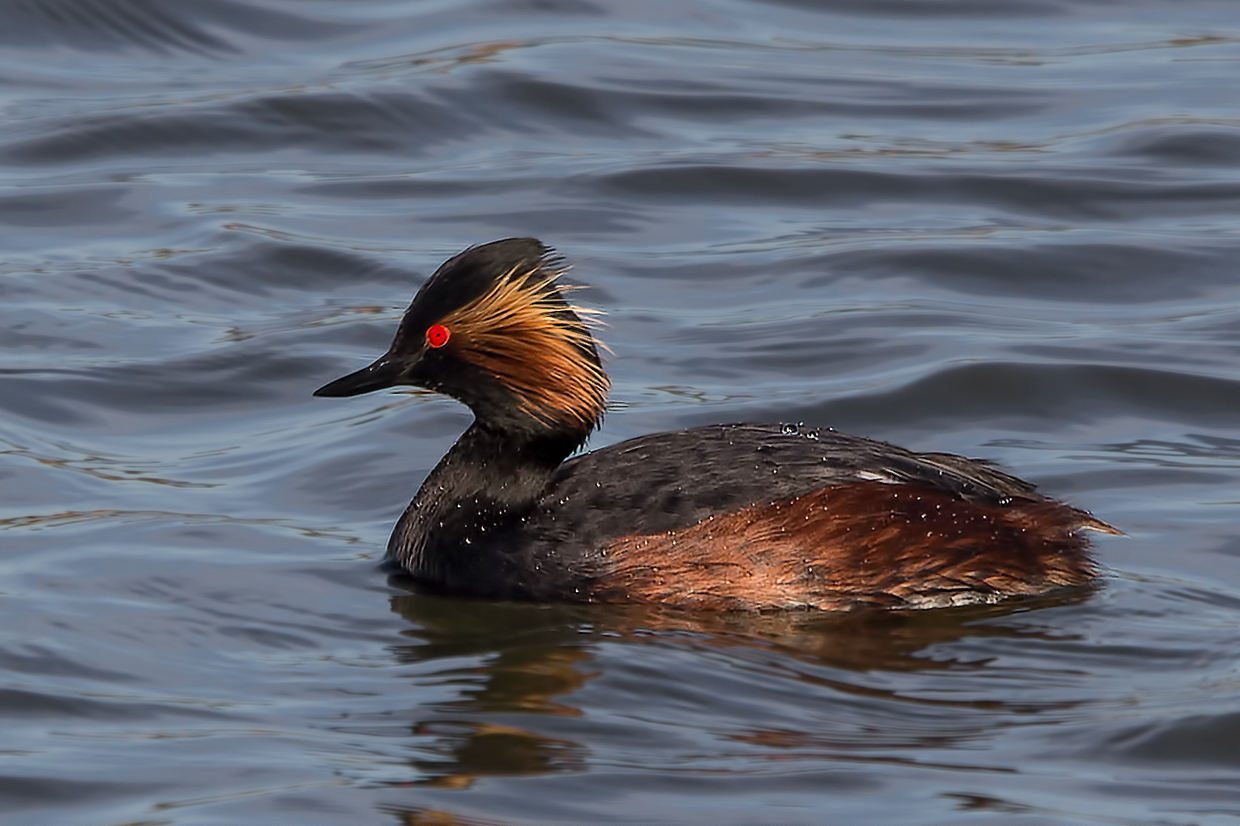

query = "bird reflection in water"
[{"left": 381, "top": 584, "right": 1093, "bottom": 795}]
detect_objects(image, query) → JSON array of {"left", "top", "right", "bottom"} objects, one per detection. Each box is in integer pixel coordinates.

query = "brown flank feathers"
[
  {"left": 595, "top": 481, "right": 1108, "bottom": 610},
  {"left": 439, "top": 260, "right": 609, "bottom": 431}
]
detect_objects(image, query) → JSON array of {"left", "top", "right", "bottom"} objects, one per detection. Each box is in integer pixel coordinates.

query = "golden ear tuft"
[{"left": 439, "top": 261, "right": 609, "bottom": 430}]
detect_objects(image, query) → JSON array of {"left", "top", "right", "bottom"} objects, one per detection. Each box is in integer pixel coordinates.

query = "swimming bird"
[{"left": 315, "top": 238, "right": 1117, "bottom": 610}]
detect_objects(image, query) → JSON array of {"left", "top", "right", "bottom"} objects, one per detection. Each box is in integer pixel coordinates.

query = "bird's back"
[{"left": 532, "top": 422, "right": 1045, "bottom": 551}]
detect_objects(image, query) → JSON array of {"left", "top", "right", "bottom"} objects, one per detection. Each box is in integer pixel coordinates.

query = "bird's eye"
[{"left": 426, "top": 324, "right": 451, "bottom": 348}]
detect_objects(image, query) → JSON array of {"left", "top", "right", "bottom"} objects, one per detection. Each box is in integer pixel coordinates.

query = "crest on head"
[
  {"left": 399, "top": 239, "right": 610, "bottom": 434},
  {"left": 316, "top": 239, "right": 610, "bottom": 438}
]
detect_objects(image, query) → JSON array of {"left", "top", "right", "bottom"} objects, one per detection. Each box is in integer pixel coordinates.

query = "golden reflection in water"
[
  {"left": 392, "top": 807, "right": 513, "bottom": 826},
  {"left": 409, "top": 719, "right": 585, "bottom": 789}
]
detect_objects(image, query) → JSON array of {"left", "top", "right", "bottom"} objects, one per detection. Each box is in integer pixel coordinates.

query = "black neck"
[{"left": 387, "top": 420, "right": 585, "bottom": 575}]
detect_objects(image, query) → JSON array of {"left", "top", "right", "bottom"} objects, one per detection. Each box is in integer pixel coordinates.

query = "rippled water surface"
[{"left": 4, "top": 1, "right": 1240, "bottom": 824}]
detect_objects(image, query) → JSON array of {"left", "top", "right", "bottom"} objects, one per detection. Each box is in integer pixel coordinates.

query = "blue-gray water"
[{"left": 3, "top": 2, "right": 1240, "bottom": 824}]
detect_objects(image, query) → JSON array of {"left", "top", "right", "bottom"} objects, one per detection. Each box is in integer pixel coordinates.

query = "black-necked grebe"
[{"left": 315, "top": 238, "right": 1118, "bottom": 610}]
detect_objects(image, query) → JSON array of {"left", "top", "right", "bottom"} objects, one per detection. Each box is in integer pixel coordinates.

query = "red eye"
[{"left": 426, "top": 324, "right": 450, "bottom": 348}]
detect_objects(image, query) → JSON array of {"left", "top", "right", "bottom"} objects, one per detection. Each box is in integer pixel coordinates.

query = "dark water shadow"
[{"left": 389, "top": 583, "right": 1094, "bottom": 672}]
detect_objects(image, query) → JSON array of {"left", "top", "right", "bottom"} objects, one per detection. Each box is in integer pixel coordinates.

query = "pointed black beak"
[{"left": 314, "top": 355, "right": 406, "bottom": 398}]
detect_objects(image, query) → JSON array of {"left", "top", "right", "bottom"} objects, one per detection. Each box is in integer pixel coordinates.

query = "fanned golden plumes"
[{"left": 439, "top": 261, "right": 609, "bottom": 430}]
